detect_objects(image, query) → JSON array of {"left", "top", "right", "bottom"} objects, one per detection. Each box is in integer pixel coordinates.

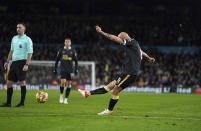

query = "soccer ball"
[{"left": 36, "top": 91, "right": 48, "bottom": 103}]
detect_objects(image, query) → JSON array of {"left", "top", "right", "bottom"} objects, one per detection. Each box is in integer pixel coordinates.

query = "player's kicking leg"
[
  {"left": 97, "top": 74, "right": 136, "bottom": 115},
  {"left": 97, "top": 85, "right": 121, "bottom": 115},
  {"left": 78, "top": 80, "right": 116, "bottom": 98}
]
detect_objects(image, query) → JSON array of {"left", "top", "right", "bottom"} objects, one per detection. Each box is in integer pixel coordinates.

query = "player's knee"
[
  {"left": 60, "top": 79, "right": 66, "bottom": 86},
  {"left": 67, "top": 85, "right": 71, "bottom": 88},
  {"left": 112, "top": 91, "right": 119, "bottom": 96},
  {"left": 7, "top": 81, "right": 13, "bottom": 88},
  {"left": 19, "top": 81, "right": 26, "bottom": 86},
  {"left": 66, "top": 81, "right": 72, "bottom": 88},
  {"left": 60, "top": 82, "right": 65, "bottom": 87},
  {"left": 112, "top": 89, "right": 119, "bottom": 96}
]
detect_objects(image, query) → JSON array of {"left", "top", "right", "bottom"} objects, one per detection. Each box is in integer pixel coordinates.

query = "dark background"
[
  {"left": 0, "top": 0, "right": 201, "bottom": 45},
  {"left": 0, "top": 0, "right": 200, "bottom": 87}
]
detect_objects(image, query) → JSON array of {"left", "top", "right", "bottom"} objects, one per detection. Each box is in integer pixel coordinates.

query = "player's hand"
[
  {"left": 53, "top": 68, "right": 57, "bottom": 75},
  {"left": 74, "top": 69, "right": 78, "bottom": 75},
  {"left": 95, "top": 26, "right": 102, "bottom": 33},
  {"left": 148, "top": 57, "right": 155, "bottom": 63},
  {"left": 4, "top": 62, "right": 8, "bottom": 70},
  {"left": 23, "top": 65, "right": 28, "bottom": 71}
]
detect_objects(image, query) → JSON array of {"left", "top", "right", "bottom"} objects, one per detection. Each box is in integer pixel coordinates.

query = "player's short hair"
[
  {"left": 17, "top": 22, "right": 26, "bottom": 28},
  {"left": 65, "top": 38, "right": 71, "bottom": 40}
]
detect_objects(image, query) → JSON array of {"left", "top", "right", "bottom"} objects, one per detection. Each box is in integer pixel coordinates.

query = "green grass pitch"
[{"left": 0, "top": 90, "right": 201, "bottom": 131}]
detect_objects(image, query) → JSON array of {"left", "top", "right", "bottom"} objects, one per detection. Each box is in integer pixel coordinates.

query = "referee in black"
[
  {"left": 54, "top": 38, "right": 78, "bottom": 104},
  {"left": 78, "top": 26, "right": 155, "bottom": 115},
  {"left": 0, "top": 23, "right": 33, "bottom": 107}
]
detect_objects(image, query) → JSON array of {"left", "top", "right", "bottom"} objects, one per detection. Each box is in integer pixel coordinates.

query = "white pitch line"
[{"left": 0, "top": 113, "right": 200, "bottom": 121}]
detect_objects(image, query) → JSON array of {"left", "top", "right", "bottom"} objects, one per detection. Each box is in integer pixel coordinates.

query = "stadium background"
[{"left": 0, "top": 0, "right": 200, "bottom": 93}]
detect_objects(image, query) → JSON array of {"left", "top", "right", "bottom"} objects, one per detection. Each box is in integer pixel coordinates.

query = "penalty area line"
[{"left": 0, "top": 113, "right": 200, "bottom": 121}]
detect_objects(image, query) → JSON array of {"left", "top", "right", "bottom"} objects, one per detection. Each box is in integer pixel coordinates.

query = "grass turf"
[{"left": 0, "top": 90, "right": 201, "bottom": 131}]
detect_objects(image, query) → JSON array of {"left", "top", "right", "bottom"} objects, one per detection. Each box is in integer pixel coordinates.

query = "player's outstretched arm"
[
  {"left": 141, "top": 50, "right": 155, "bottom": 63},
  {"left": 95, "top": 25, "right": 123, "bottom": 44}
]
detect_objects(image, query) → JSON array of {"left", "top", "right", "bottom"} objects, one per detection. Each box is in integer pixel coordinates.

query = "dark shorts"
[
  {"left": 115, "top": 74, "right": 136, "bottom": 89},
  {"left": 60, "top": 71, "right": 72, "bottom": 80},
  {"left": 8, "top": 60, "right": 27, "bottom": 82}
]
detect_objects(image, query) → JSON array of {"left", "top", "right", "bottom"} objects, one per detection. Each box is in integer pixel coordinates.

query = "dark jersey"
[
  {"left": 120, "top": 38, "right": 142, "bottom": 75},
  {"left": 55, "top": 47, "right": 78, "bottom": 73}
]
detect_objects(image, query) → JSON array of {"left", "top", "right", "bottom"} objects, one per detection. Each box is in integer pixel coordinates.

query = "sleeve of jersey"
[
  {"left": 122, "top": 39, "right": 132, "bottom": 46},
  {"left": 27, "top": 37, "right": 33, "bottom": 53}
]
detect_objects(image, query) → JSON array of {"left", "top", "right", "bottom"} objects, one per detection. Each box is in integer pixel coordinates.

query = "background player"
[
  {"left": 79, "top": 26, "right": 155, "bottom": 115},
  {"left": 0, "top": 23, "right": 33, "bottom": 107},
  {"left": 54, "top": 38, "right": 78, "bottom": 104}
]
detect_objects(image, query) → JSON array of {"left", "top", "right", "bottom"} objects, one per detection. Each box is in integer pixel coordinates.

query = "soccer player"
[
  {"left": 0, "top": 23, "right": 33, "bottom": 107},
  {"left": 78, "top": 26, "right": 155, "bottom": 115},
  {"left": 54, "top": 38, "right": 78, "bottom": 104}
]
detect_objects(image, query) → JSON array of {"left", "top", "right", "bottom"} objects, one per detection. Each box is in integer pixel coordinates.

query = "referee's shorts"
[
  {"left": 115, "top": 74, "right": 136, "bottom": 89},
  {"left": 8, "top": 60, "right": 27, "bottom": 82}
]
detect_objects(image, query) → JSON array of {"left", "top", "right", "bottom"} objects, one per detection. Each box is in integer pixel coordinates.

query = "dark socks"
[
  {"left": 60, "top": 86, "right": 64, "bottom": 94},
  {"left": 90, "top": 87, "right": 108, "bottom": 95},
  {"left": 7, "top": 87, "right": 13, "bottom": 105},
  {"left": 65, "top": 88, "right": 71, "bottom": 98},
  {"left": 20, "top": 86, "right": 26, "bottom": 105},
  {"left": 108, "top": 98, "right": 119, "bottom": 111}
]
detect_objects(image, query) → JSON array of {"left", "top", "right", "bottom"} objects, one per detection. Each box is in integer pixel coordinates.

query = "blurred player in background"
[
  {"left": 78, "top": 26, "right": 155, "bottom": 115},
  {"left": 0, "top": 47, "right": 4, "bottom": 84},
  {"left": 54, "top": 38, "right": 78, "bottom": 104},
  {"left": 0, "top": 23, "right": 33, "bottom": 107}
]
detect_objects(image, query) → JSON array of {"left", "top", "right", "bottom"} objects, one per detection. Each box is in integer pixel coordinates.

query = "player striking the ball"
[
  {"left": 78, "top": 26, "right": 155, "bottom": 115},
  {"left": 54, "top": 38, "right": 78, "bottom": 104}
]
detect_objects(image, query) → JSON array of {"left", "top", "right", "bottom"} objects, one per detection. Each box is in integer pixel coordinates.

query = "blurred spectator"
[
  {"left": 0, "top": 2, "right": 200, "bottom": 87},
  {"left": 1, "top": 44, "right": 200, "bottom": 87},
  {"left": 0, "top": 5, "right": 201, "bottom": 46}
]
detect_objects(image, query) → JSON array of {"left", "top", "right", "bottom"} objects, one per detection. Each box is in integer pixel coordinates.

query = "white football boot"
[
  {"left": 78, "top": 89, "right": 90, "bottom": 98},
  {"left": 59, "top": 94, "right": 63, "bottom": 103},
  {"left": 97, "top": 109, "right": 113, "bottom": 115},
  {"left": 64, "top": 98, "right": 68, "bottom": 104}
]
